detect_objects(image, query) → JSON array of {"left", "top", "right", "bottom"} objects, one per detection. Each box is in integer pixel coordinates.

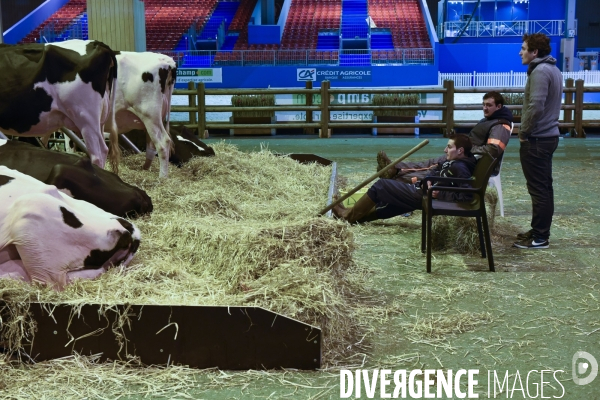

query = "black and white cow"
[
  {"left": 0, "top": 40, "right": 119, "bottom": 169},
  {"left": 0, "top": 166, "right": 140, "bottom": 290},
  {"left": 123, "top": 125, "right": 215, "bottom": 167},
  {"left": 168, "top": 125, "right": 216, "bottom": 166},
  {"left": 0, "top": 139, "right": 152, "bottom": 218},
  {"left": 113, "top": 51, "right": 177, "bottom": 177}
]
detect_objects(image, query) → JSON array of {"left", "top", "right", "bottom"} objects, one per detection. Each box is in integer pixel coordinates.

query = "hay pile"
[
  {"left": 429, "top": 190, "right": 499, "bottom": 253},
  {"left": 0, "top": 142, "right": 385, "bottom": 372}
]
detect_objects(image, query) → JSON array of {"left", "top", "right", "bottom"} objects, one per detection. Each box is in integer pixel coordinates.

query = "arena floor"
[
  {"left": 2, "top": 136, "right": 599, "bottom": 399},
  {"left": 185, "top": 135, "right": 600, "bottom": 399}
]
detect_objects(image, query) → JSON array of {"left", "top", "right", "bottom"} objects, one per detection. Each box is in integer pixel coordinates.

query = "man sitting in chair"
[
  {"left": 377, "top": 91, "right": 512, "bottom": 182},
  {"left": 333, "top": 134, "right": 477, "bottom": 223}
]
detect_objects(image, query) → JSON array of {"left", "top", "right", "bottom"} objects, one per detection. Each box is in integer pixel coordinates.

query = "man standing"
[
  {"left": 513, "top": 33, "right": 563, "bottom": 249},
  {"left": 377, "top": 91, "right": 512, "bottom": 182}
]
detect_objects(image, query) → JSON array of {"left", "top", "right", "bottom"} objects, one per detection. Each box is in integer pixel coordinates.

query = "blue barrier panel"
[
  {"left": 248, "top": 25, "right": 281, "bottom": 45},
  {"left": 175, "top": 65, "right": 438, "bottom": 88}
]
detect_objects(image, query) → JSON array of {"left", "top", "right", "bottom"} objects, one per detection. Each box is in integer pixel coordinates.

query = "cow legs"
[
  {"left": 0, "top": 245, "right": 31, "bottom": 283},
  {"left": 66, "top": 267, "right": 107, "bottom": 284},
  {"left": 143, "top": 134, "right": 158, "bottom": 170},
  {"left": 80, "top": 124, "right": 109, "bottom": 169},
  {"left": 140, "top": 117, "right": 172, "bottom": 178}
]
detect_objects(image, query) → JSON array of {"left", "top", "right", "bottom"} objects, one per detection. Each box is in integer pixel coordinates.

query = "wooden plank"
[{"left": 25, "top": 304, "right": 321, "bottom": 370}]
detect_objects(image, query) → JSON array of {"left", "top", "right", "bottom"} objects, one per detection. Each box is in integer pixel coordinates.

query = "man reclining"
[
  {"left": 377, "top": 91, "right": 512, "bottom": 182},
  {"left": 333, "top": 134, "right": 477, "bottom": 223}
]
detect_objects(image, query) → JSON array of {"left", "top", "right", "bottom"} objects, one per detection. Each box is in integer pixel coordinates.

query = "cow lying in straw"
[{"left": 0, "top": 166, "right": 140, "bottom": 290}]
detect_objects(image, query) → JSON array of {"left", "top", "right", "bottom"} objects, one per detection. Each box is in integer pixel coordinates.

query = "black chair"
[{"left": 421, "top": 153, "right": 499, "bottom": 273}]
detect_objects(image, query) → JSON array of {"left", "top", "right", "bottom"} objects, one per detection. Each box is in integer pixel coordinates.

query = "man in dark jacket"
[
  {"left": 513, "top": 33, "right": 562, "bottom": 249},
  {"left": 333, "top": 134, "right": 477, "bottom": 223},
  {"left": 376, "top": 91, "right": 512, "bottom": 182}
]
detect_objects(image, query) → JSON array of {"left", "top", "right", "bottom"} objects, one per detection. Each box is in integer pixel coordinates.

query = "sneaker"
[
  {"left": 512, "top": 238, "right": 549, "bottom": 249},
  {"left": 516, "top": 230, "right": 533, "bottom": 240}
]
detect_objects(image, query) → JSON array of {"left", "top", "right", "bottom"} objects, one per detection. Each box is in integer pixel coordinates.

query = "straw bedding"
[{"left": 0, "top": 142, "right": 394, "bottom": 394}]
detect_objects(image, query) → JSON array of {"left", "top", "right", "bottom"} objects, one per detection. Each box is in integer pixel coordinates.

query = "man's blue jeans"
[{"left": 519, "top": 137, "right": 560, "bottom": 241}]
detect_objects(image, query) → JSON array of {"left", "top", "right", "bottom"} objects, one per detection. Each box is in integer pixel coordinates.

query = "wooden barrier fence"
[{"left": 171, "top": 79, "right": 600, "bottom": 139}]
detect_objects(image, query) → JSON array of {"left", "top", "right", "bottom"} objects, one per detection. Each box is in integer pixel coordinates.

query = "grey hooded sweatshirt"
[{"left": 519, "top": 55, "right": 563, "bottom": 140}]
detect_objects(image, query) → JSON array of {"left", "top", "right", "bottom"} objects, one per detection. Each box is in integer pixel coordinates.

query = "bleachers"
[
  {"left": 198, "top": 1, "right": 239, "bottom": 41},
  {"left": 20, "top": 0, "right": 87, "bottom": 43},
  {"left": 281, "top": 0, "right": 342, "bottom": 49},
  {"left": 341, "top": 0, "right": 369, "bottom": 39},
  {"left": 370, "top": 30, "right": 393, "bottom": 49},
  {"left": 15, "top": 0, "right": 433, "bottom": 66},
  {"left": 317, "top": 34, "right": 339, "bottom": 50},
  {"left": 144, "top": 0, "right": 219, "bottom": 50},
  {"left": 368, "top": 0, "right": 431, "bottom": 48}
]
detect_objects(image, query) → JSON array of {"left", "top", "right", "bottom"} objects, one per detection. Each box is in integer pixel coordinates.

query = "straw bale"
[{"left": 430, "top": 190, "right": 499, "bottom": 253}]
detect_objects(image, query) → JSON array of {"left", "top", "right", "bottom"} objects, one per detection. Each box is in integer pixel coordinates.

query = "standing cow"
[
  {"left": 0, "top": 40, "right": 119, "bottom": 169},
  {"left": 114, "top": 51, "right": 177, "bottom": 178},
  {"left": 0, "top": 166, "right": 141, "bottom": 290}
]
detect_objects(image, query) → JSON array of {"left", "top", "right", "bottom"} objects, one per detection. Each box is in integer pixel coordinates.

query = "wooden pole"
[
  {"left": 305, "top": 81, "right": 314, "bottom": 135},
  {"left": 318, "top": 139, "right": 429, "bottom": 215},
  {"left": 564, "top": 78, "right": 574, "bottom": 135},
  {"left": 443, "top": 80, "right": 454, "bottom": 137},
  {"left": 198, "top": 82, "right": 207, "bottom": 138},
  {"left": 574, "top": 79, "right": 584, "bottom": 138},
  {"left": 188, "top": 81, "right": 197, "bottom": 125},
  {"left": 320, "top": 80, "right": 330, "bottom": 138}
]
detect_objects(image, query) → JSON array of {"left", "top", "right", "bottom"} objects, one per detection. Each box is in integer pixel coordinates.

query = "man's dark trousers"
[{"left": 520, "top": 137, "right": 559, "bottom": 241}]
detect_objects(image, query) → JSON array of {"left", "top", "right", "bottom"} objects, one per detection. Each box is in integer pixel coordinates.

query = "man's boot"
[
  {"left": 336, "top": 195, "right": 377, "bottom": 224},
  {"left": 376, "top": 151, "right": 397, "bottom": 179}
]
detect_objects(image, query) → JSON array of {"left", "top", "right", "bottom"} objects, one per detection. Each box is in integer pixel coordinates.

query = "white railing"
[
  {"left": 439, "top": 70, "right": 600, "bottom": 87},
  {"left": 563, "top": 70, "right": 600, "bottom": 85},
  {"left": 441, "top": 20, "right": 566, "bottom": 39}
]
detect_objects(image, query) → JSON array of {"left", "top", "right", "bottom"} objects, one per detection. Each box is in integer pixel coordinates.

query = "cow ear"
[
  {"left": 181, "top": 126, "right": 193, "bottom": 138},
  {"left": 74, "top": 157, "right": 95, "bottom": 172}
]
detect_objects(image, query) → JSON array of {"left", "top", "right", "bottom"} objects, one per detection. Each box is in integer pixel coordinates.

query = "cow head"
[
  {"left": 45, "top": 157, "right": 153, "bottom": 218},
  {"left": 169, "top": 126, "right": 216, "bottom": 167}
]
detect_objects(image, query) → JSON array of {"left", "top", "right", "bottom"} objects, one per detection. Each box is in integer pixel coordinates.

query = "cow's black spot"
[
  {"left": 170, "top": 67, "right": 177, "bottom": 86},
  {"left": 60, "top": 206, "right": 83, "bottom": 228},
  {"left": 116, "top": 218, "right": 134, "bottom": 234},
  {"left": 0, "top": 87, "right": 54, "bottom": 133},
  {"left": 84, "top": 230, "right": 132, "bottom": 269},
  {"left": 0, "top": 41, "right": 116, "bottom": 133},
  {"left": 141, "top": 72, "right": 154, "bottom": 83},
  {"left": 158, "top": 67, "right": 170, "bottom": 93},
  {"left": 130, "top": 239, "right": 140, "bottom": 253},
  {"left": 0, "top": 175, "right": 14, "bottom": 187}
]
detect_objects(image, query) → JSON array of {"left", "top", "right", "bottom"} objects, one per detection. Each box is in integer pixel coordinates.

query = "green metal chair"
[{"left": 421, "top": 153, "right": 499, "bottom": 273}]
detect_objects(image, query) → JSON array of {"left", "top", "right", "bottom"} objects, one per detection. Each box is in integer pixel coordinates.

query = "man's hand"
[{"left": 427, "top": 181, "right": 439, "bottom": 198}]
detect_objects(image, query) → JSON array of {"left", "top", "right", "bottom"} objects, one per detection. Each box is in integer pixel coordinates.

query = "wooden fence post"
[
  {"left": 187, "top": 81, "right": 197, "bottom": 125},
  {"left": 320, "top": 80, "right": 330, "bottom": 138},
  {"left": 575, "top": 79, "right": 584, "bottom": 138},
  {"left": 197, "top": 82, "right": 207, "bottom": 138},
  {"left": 305, "top": 81, "right": 314, "bottom": 135},
  {"left": 564, "top": 78, "right": 574, "bottom": 136},
  {"left": 443, "top": 80, "right": 454, "bottom": 137}
]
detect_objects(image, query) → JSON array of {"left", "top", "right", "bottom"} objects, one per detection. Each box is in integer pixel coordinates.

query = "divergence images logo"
[
  {"left": 297, "top": 68, "right": 316, "bottom": 81},
  {"left": 572, "top": 351, "right": 598, "bottom": 385}
]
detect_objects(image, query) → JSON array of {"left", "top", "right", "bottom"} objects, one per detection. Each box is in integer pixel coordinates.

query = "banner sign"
[
  {"left": 276, "top": 93, "right": 442, "bottom": 120},
  {"left": 296, "top": 68, "right": 372, "bottom": 82},
  {"left": 177, "top": 68, "right": 223, "bottom": 83}
]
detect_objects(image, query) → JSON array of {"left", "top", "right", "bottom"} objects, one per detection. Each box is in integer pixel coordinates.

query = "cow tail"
[{"left": 108, "top": 57, "right": 121, "bottom": 175}]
